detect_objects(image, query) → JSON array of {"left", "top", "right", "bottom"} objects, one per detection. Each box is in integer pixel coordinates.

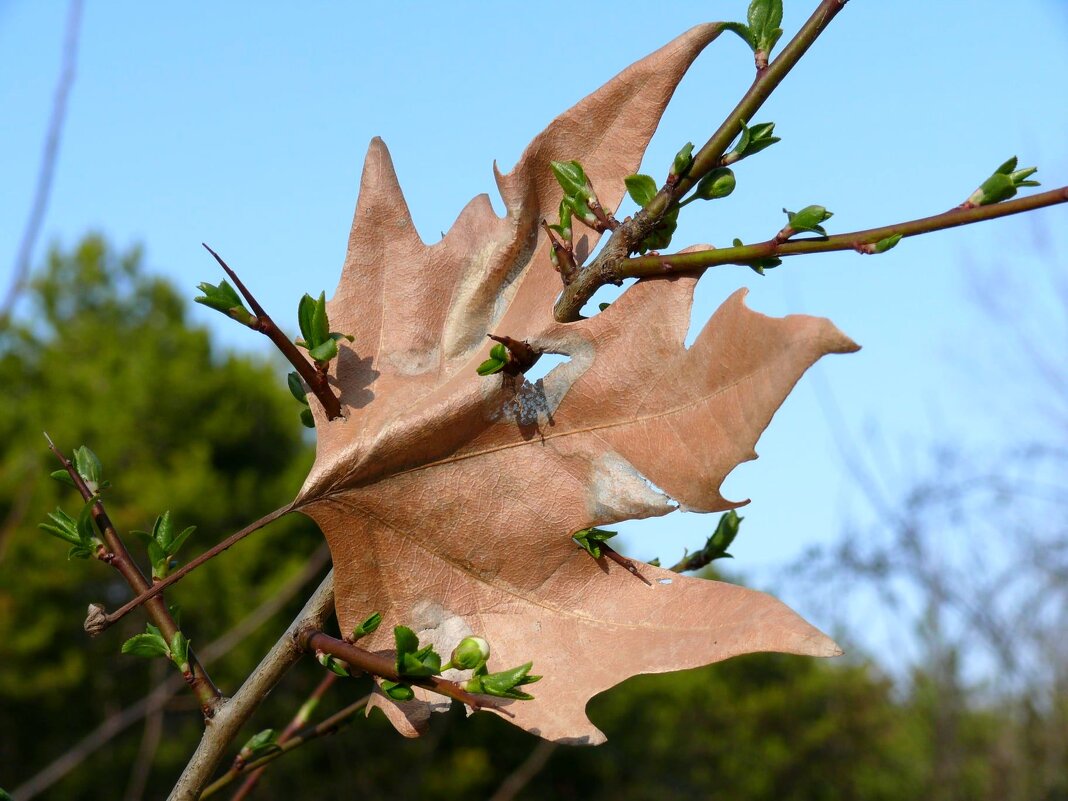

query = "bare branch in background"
[{"left": 2, "top": 0, "right": 83, "bottom": 322}]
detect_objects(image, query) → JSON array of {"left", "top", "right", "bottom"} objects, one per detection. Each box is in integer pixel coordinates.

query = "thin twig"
[
  {"left": 169, "top": 571, "right": 336, "bottom": 801},
  {"left": 228, "top": 672, "right": 339, "bottom": 800},
  {"left": 45, "top": 434, "right": 223, "bottom": 715},
  {"left": 89, "top": 502, "right": 294, "bottom": 632},
  {"left": 201, "top": 244, "right": 343, "bottom": 420},
  {"left": 12, "top": 545, "right": 331, "bottom": 801},
  {"left": 123, "top": 661, "right": 167, "bottom": 801},
  {"left": 198, "top": 694, "right": 371, "bottom": 799},
  {"left": 623, "top": 187, "right": 1068, "bottom": 278},
  {"left": 488, "top": 740, "right": 559, "bottom": 801},
  {"left": 1, "top": 0, "right": 83, "bottom": 322},
  {"left": 303, "top": 631, "right": 511, "bottom": 715},
  {"left": 554, "top": 0, "right": 850, "bottom": 321}
]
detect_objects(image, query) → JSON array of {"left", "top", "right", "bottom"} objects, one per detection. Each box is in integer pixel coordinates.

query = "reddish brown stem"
[
  {"left": 302, "top": 630, "right": 512, "bottom": 716},
  {"left": 201, "top": 244, "right": 343, "bottom": 420},
  {"left": 601, "top": 544, "right": 652, "bottom": 586},
  {"left": 45, "top": 435, "right": 222, "bottom": 717},
  {"left": 86, "top": 503, "right": 293, "bottom": 634}
]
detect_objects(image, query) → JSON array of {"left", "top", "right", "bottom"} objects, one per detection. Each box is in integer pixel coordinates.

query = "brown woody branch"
[
  {"left": 86, "top": 502, "right": 293, "bottom": 634},
  {"left": 45, "top": 435, "right": 223, "bottom": 717},
  {"left": 170, "top": 571, "right": 336, "bottom": 800},
  {"left": 624, "top": 186, "right": 1068, "bottom": 278},
  {"left": 553, "top": 0, "right": 850, "bottom": 322},
  {"left": 302, "top": 630, "right": 511, "bottom": 715},
  {"left": 201, "top": 244, "right": 343, "bottom": 420}
]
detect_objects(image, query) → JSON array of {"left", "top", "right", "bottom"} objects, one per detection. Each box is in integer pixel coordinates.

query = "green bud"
[
  {"left": 726, "top": 120, "right": 780, "bottom": 164},
  {"left": 872, "top": 234, "right": 903, "bottom": 254},
  {"left": 351, "top": 612, "right": 382, "bottom": 640},
  {"left": 706, "top": 510, "right": 742, "bottom": 559},
  {"left": 316, "top": 650, "right": 351, "bottom": 677},
  {"left": 170, "top": 631, "right": 191, "bottom": 671},
  {"left": 240, "top": 729, "right": 279, "bottom": 761},
  {"left": 465, "top": 662, "right": 541, "bottom": 700},
  {"left": 394, "top": 626, "right": 442, "bottom": 677},
  {"left": 72, "top": 446, "right": 104, "bottom": 492},
  {"left": 194, "top": 280, "right": 254, "bottom": 326},
  {"left": 299, "top": 407, "right": 315, "bottom": 428},
  {"left": 381, "top": 679, "right": 415, "bottom": 701},
  {"left": 967, "top": 156, "right": 1040, "bottom": 206},
  {"left": 749, "top": 257, "right": 782, "bottom": 276},
  {"left": 550, "top": 160, "right": 594, "bottom": 201},
  {"left": 782, "top": 205, "right": 833, "bottom": 237},
  {"left": 450, "top": 636, "right": 491, "bottom": 671},
  {"left": 694, "top": 168, "right": 736, "bottom": 201},
  {"left": 597, "top": 302, "right": 612, "bottom": 312},
  {"left": 489, "top": 343, "right": 509, "bottom": 362},
  {"left": 573, "top": 527, "right": 617, "bottom": 559},
  {"left": 647, "top": 557, "right": 661, "bottom": 567},
  {"left": 671, "top": 142, "right": 695, "bottom": 179},
  {"left": 624, "top": 174, "right": 658, "bottom": 208}
]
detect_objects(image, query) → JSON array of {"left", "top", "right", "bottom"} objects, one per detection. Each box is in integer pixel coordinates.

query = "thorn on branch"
[{"left": 201, "top": 244, "right": 344, "bottom": 420}]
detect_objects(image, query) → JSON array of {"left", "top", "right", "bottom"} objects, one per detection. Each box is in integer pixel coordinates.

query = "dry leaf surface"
[{"left": 294, "top": 24, "right": 858, "bottom": 744}]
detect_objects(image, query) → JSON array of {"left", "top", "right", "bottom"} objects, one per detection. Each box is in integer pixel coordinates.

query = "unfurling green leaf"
[
  {"left": 49, "top": 469, "right": 76, "bottom": 487},
  {"left": 308, "top": 338, "right": 339, "bottom": 362},
  {"left": 572, "top": 527, "right": 618, "bottom": 559},
  {"left": 966, "top": 156, "right": 1040, "bottom": 207},
  {"left": 40, "top": 508, "right": 80, "bottom": 546},
  {"left": 694, "top": 168, "right": 737, "bottom": 201},
  {"left": 288, "top": 371, "right": 309, "bottom": 404},
  {"left": 195, "top": 280, "right": 254, "bottom": 326},
  {"left": 297, "top": 293, "right": 317, "bottom": 344},
  {"left": 747, "top": 0, "right": 784, "bottom": 60},
  {"left": 489, "top": 343, "right": 509, "bottom": 362},
  {"left": 121, "top": 628, "right": 171, "bottom": 660},
  {"left": 722, "top": 21, "right": 755, "bottom": 49},
  {"left": 782, "top": 205, "right": 833, "bottom": 237},
  {"left": 598, "top": 302, "right": 612, "bottom": 312},
  {"left": 465, "top": 661, "right": 541, "bottom": 700},
  {"left": 381, "top": 679, "right": 415, "bottom": 701},
  {"left": 624, "top": 174, "right": 659, "bottom": 208},
  {"left": 477, "top": 358, "right": 506, "bottom": 377},
  {"left": 300, "top": 407, "right": 315, "bottom": 428},
  {"left": 670, "top": 142, "right": 695, "bottom": 179},
  {"left": 351, "top": 612, "right": 383, "bottom": 641}
]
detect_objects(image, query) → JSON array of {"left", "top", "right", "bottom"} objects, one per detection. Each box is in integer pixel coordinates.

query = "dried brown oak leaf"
[{"left": 294, "top": 24, "right": 859, "bottom": 744}]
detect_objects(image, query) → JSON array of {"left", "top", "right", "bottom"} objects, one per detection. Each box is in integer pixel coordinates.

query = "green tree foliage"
[{"left": 0, "top": 236, "right": 320, "bottom": 796}]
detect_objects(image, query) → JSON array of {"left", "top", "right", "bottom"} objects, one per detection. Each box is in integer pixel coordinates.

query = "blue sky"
[{"left": 2, "top": 1, "right": 1066, "bottom": 643}]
